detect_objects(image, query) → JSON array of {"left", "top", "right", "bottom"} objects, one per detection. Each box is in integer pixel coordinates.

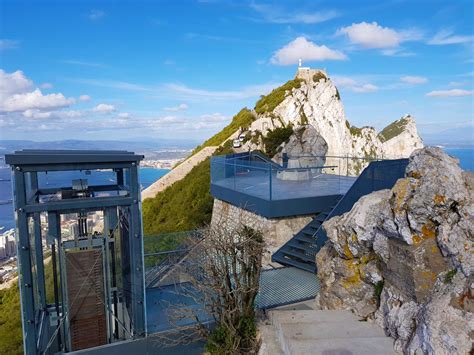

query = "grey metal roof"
[{"left": 5, "top": 149, "right": 144, "bottom": 165}]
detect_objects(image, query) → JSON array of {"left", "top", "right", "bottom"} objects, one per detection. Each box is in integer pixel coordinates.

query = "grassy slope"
[
  {"left": 378, "top": 117, "right": 409, "bottom": 143},
  {"left": 192, "top": 108, "right": 255, "bottom": 154}
]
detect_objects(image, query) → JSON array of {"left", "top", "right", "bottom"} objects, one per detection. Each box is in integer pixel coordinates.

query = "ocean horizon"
[
  {"left": 1, "top": 147, "right": 472, "bottom": 231},
  {"left": 0, "top": 166, "right": 169, "bottom": 231}
]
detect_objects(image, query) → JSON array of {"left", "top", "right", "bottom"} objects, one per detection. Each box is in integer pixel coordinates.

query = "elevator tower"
[{"left": 6, "top": 150, "right": 147, "bottom": 354}]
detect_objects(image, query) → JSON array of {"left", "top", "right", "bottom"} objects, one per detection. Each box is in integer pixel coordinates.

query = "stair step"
[
  {"left": 294, "top": 234, "right": 315, "bottom": 243},
  {"left": 286, "top": 241, "right": 308, "bottom": 251},
  {"left": 280, "top": 321, "right": 388, "bottom": 341},
  {"left": 284, "top": 337, "right": 396, "bottom": 355},
  {"left": 272, "top": 253, "right": 315, "bottom": 273},
  {"left": 307, "top": 221, "right": 321, "bottom": 228},
  {"left": 301, "top": 229, "right": 315, "bottom": 237},
  {"left": 269, "top": 310, "right": 357, "bottom": 325},
  {"left": 280, "top": 249, "right": 314, "bottom": 263}
]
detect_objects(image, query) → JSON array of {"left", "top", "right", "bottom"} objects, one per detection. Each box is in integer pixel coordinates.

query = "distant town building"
[{"left": 0, "top": 229, "right": 16, "bottom": 259}]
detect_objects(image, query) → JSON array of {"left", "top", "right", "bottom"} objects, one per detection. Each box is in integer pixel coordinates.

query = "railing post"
[
  {"left": 233, "top": 159, "right": 236, "bottom": 191},
  {"left": 269, "top": 164, "right": 272, "bottom": 200},
  {"left": 346, "top": 154, "right": 349, "bottom": 176}
]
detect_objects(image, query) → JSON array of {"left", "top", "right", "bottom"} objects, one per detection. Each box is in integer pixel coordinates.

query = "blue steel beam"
[{"left": 13, "top": 169, "right": 38, "bottom": 354}]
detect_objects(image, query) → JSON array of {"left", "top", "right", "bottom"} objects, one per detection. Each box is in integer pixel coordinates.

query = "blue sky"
[{"left": 0, "top": 0, "right": 473, "bottom": 143}]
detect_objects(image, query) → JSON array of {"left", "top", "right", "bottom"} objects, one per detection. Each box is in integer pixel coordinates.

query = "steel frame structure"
[{"left": 5, "top": 150, "right": 147, "bottom": 354}]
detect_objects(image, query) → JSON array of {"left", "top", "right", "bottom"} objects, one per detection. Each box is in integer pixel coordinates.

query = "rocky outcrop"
[
  {"left": 273, "top": 125, "right": 328, "bottom": 167},
  {"left": 241, "top": 68, "right": 423, "bottom": 175},
  {"left": 316, "top": 147, "right": 473, "bottom": 354}
]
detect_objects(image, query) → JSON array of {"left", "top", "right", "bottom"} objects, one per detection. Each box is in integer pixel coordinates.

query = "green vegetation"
[
  {"left": 255, "top": 78, "right": 304, "bottom": 114},
  {"left": 262, "top": 125, "right": 294, "bottom": 157},
  {"left": 143, "top": 157, "right": 213, "bottom": 235},
  {"left": 374, "top": 280, "right": 384, "bottom": 305},
  {"left": 444, "top": 269, "right": 457, "bottom": 284},
  {"left": 0, "top": 253, "right": 59, "bottom": 355},
  {"left": 192, "top": 108, "right": 255, "bottom": 154},
  {"left": 143, "top": 146, "right": 232, "bottom": 235},
  {"left": 312, "top": 71, "right": 327, "bottom": 83},
  {"left": 378, "top": 117, "right": 409, "bottom": 143},
  {"left": 0, "top": 283, "right": 23, "bottom": 355},
  {"left": 349, "top": 125, "right": 363, "bottom": 138},
  {"left": 299, "top": 107, "right": 309, "bottom": 125}
]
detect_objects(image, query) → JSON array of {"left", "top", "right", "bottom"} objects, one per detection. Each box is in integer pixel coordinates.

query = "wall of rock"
[
  {"left": 211, "top": 199, "right": 312, "bottom": 265},
  {"left": 240, "top": 68, "right": 423, "bottom": 176},
  {"left": 316, "top": 147, "right": 473, "bottom": 354}
]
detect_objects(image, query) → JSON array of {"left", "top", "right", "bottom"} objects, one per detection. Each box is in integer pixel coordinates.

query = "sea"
[
  {"left": 0, "top": 148, "right": 472, "bottom": 231},
  {"left": 0, "top": 167, "right": 169, "bottom": 231}
]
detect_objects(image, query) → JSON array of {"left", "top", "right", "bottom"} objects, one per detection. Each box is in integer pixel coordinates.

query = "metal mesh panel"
[{"left": 256, "top": 267, "right": 320, "bottom": 309}]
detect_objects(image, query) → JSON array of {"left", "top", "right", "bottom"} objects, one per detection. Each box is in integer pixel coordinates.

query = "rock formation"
[
  {"left": 240, "top": 68, "right": 423, "bottom": 175},
  {"left": 316, "top": 147, "right": 473, "bottom": 354}
]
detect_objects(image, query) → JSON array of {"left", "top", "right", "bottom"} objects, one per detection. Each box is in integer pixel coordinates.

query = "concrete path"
[
  {"left": 259, "top": 306, "right": 397, "bottom": 355},
  {"left": 141, "top": 146, "right": 218, "bottom": 200}
]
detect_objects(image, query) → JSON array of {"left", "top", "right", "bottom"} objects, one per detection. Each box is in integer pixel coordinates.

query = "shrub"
[
  {"left": 312, "top": 71, "right": 327, "bottom": 82},
  {"left": 255, "top": 79, "right": 304, "bottom": 114},
  {"left": 193, "top": 108, "right": 255, "bottom": 154},
  {"left": 263, "top": 125, "right": 294, "bottom": 157}
]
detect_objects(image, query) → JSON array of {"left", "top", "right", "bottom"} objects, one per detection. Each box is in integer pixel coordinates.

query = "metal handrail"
[{"left": 212, "top": 159, "right": 338, "bottom": 172}]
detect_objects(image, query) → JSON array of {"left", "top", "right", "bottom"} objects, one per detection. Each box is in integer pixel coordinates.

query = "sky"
[{"left": 0, "top": 0, "right": 473, "bottom": 143}]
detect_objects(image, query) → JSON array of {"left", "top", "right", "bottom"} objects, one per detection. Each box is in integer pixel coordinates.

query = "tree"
[{"left": 150, "top": 224, "right": 264, "bottom": 354}]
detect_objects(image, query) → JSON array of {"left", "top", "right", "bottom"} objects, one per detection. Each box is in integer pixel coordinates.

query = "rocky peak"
[{"left": 239, "top": 67, "right": 423, "bottom": 175}]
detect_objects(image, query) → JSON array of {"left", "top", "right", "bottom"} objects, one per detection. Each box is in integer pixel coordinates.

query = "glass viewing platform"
[{"left": 210, "top": 152, "right": 364, "bottom": 218}]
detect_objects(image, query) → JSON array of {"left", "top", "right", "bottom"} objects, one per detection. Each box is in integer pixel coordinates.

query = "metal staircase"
[
  {"left": 272, "top": 202, "right": 339, "bottom": 273},
  {"left": 272, "top": 158, "right": 409, "bottom": 273}
]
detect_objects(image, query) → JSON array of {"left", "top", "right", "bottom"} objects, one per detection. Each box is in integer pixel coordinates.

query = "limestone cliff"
[
  {"left": 239, "top": 68, "right": 423, "bottom": 175},
  {"left": 316, "top": 147, "right": 473, "bottom": 354}
]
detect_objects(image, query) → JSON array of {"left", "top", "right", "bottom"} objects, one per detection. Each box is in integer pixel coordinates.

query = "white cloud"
[
  {"left": 332, "top": 76, "right": 379, "bottom": 93},
  {"left": 164, "top": 103, "right": 189, "bottom": 112},
  {"left": 426, "top": 89, "right": 473, "bottom": 97},
  {"left": 88, "top": 9, "right": 105, "bottom": 20},
  {"left": 40, "top": 83, "right": 53, "bottom": 89},
  {"left": 338, "top": 22, "right": 400, "bottom": 48},
  {"left": 92, "top": 103, "right": 116, "bottom": 113},
  {"left": 200, "top": 113, "right": 229, "bottom": 122},
  {"left": 271, "top": 37, "right": 346, "bottom": 65},
  {"left": 164, "top": 82, "right": 280, "bottom": 101},
  {"left": 337, "top": 22, "right": 422, "bottom": 50},
  {"left": 118, "top": 112, "right": 131, "bottom": 118},
  {"left": 22, "top": 110, "right": 52, "bottom": 119},
  {"left": 79, "top": 94, "right": 91, "bottom": 102},
  {"left": 0, "top": 70, "right": 33, "bottom": 99},
  {"left": 428, "top": 30, "right": 473, "bottom": 45},
  {"left": 400, "top": 76, "right": 428, "bottom": 84},
  {"left": 353, "top": 84, "right": 378, "bottom": 93},
  {"left": 249, "top": 4, "right": 339, "bottom": 24},
  {"left": 1, "top": 89, "right": 75, "bottom": 112},
  {"left": 0, "top": 39, "right": 19, "bottom": 50}
]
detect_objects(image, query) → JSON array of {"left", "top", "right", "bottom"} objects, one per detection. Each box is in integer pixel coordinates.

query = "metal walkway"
[
  {"left": 272, "top": 159, "right": 409, "bottom": 273},
  {"left": 256, "top": 267, "right": 320, "bottom": 309}
]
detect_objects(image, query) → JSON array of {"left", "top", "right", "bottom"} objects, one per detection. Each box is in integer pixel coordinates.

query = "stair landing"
[{"left": 259, "top": 308, "right": 397, "bottom": 355}]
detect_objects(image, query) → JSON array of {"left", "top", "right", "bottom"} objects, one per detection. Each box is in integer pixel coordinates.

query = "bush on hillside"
[
  {"left": 254, "top": 79, "right": 303, "bottom": 114},
  {"left": 263, "top": 125, "right": 294, "bottom": 157}
]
